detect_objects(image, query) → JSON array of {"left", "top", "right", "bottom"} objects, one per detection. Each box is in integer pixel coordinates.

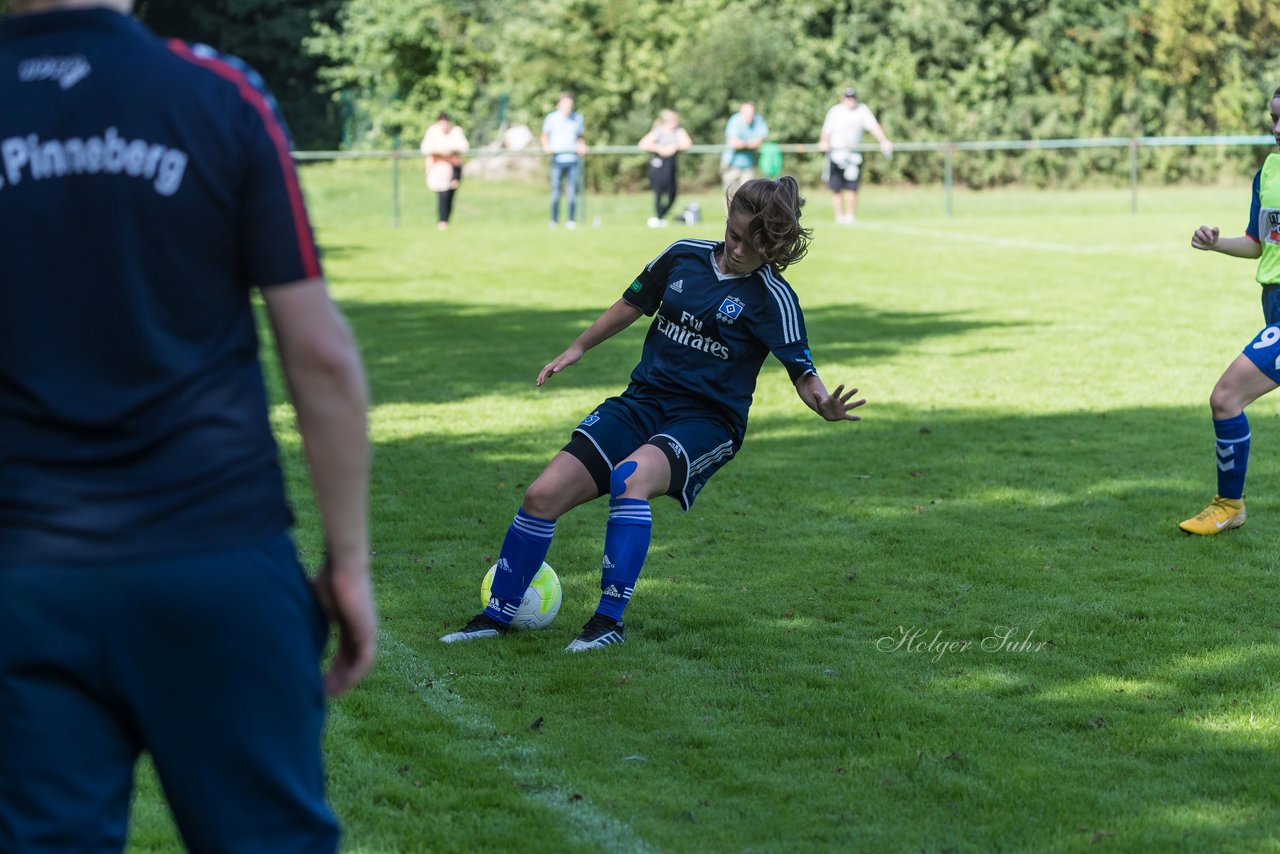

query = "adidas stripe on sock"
[
  {"left": 596, "top": 498, "right": 651, "bottom": 621},
  {"left": 483, "top": 508, "right": 556, "bottom": 624}
]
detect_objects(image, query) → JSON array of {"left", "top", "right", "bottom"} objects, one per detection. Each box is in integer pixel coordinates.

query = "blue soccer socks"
[
  {"left": 483, "top": 508, "right": 556, "bottom": 625},
  {"left": 595, "top": 498, "right": 651, "bottom": 621},
  {"left": 1214, "top": 413, "right": 1251, "bottom": 500}
]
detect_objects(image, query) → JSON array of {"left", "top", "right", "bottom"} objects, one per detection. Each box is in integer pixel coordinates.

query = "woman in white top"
[{"left": 420, "top": 112, "right": 470, "bottom": 231}]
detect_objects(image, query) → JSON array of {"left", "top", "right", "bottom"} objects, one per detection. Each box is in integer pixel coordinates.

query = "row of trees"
[
  {"left": 7, "top": 1, "right": 1280, "bottom": 187},
  {"left": 303, "top": 0, "right": 1280, "bottom": 187}
]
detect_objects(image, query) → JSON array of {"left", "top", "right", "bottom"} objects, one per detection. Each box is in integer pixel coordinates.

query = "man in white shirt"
[{"left": 819, "top": 87, "right": 893, "bottom": 224}]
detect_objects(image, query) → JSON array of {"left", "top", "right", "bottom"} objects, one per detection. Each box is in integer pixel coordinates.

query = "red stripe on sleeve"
[{"left": 165, "top": 40, "right": 321, "bottom": 279}]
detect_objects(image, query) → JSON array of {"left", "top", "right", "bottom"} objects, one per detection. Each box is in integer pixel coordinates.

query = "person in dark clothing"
[{"left": 639, "top": 109, "right": 692, "bottom": 227}]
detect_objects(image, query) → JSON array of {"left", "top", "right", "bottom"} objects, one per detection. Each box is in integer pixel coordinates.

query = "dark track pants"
[{"left": 0, "top": 535, "right": 338, "bottom": 854}]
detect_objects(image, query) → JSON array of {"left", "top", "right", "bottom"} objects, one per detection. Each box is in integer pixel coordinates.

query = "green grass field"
[{"left": 126, "top": 165, "right": 1280, "bottom": 852}]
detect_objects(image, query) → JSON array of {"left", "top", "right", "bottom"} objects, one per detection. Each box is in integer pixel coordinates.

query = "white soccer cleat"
[
  {"left": 440, "top": 613, "right": 509, "bottom": 643},
  {"left": 564, "top": 613, "right": 625, "bottom": 652}
]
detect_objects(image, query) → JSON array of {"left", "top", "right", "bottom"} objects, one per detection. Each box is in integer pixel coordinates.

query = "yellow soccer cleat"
[{"left": 1179, "top": 496, "right": 1246, "bottom": 535}]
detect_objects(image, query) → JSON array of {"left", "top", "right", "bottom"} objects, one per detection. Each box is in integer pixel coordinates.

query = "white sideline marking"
[
  {"left": 853, "top": 221, "right": 1177, "bottom": 255},
  {"left": 375, "top": 628, "right": 655, "bottom": 853}
]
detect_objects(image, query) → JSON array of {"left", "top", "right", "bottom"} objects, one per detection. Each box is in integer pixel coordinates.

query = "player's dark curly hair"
[{"left": 727, "top": 176, "right": 813, "bottom": 271}]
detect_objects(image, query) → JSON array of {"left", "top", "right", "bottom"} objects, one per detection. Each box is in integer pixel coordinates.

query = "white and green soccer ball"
[{"left": 481, "top": 561, "right": 562, "bottom": 630}]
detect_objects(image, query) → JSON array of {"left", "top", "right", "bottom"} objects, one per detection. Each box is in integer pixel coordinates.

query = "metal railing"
[{"left": 293, "top": 135, "right": 1275, "bottom": 226}]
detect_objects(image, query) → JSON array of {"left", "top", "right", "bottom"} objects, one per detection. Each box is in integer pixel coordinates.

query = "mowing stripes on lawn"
[
  {"left": 375, "top": 628, "right": 656, "bottom": 854},
  {"left": 856, "top": 220, "right": 1181, "bottom": 255}
]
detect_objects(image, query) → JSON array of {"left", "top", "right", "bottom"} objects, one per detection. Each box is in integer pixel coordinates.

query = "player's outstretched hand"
[
  {"left": 537, "top": 345, "right": 585, "bottom": 386},
  {"left": 1191, "top": 225, "right": 1220, "bottom": 250},
  {"left": 313, "top": 557, "right": 377, "bottom": 697},
  {"left": 816, "top": 383, "right": 866, "bottom": 422}
]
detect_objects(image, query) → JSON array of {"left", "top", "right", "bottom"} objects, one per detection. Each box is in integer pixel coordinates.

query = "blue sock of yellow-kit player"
[
  {"left": 483, "top": 508, "right": 556, "bottom": 625},
  {"left": 1214, "top": 413, "right": 1251, "bottom": 500},
  {"left": 596, "top": 462, "right": 652, "bottom": 621}
]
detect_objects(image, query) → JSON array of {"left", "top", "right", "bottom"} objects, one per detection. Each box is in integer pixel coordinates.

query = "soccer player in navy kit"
[
  {"left": 0, "top": 1, "right": 376, "bottom": 851},
  {"left": 442, "top": 176, "right": 864, "bottom": 650}
]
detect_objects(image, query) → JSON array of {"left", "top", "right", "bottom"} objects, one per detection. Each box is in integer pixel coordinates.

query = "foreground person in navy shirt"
[
  {"left": 0, "top": 1, "right": 376, "bottom": 850},
  {"left": 441, "top": 176, "right": 865, "bottom": 651}
]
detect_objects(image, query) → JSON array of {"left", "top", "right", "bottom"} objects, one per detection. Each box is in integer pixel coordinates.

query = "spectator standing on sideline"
[
  {"left": 819, "top": 86, "right": 893, "bottom": 224},
  {"left": 420, "top": 111, "right": 469, "bottom": 231},
  {"left": 0, "top": 1, "right": 376, "bottom": 851},
  {"left": 721, "top": 101, "right": 769, "bottom": 207},
  {"left": 541, "top": 91, "right": 587, "bottom": 228},
  {"left": 638, "top": 109, "right": 692, "bottom": 228}
]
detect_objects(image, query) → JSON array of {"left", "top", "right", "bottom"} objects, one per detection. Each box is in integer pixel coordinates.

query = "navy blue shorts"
[
  {"left": 1240, "top": 286, "right": 1280, "bottom": 383},
  {"left": 0, "top": 535, "right": 338, "bottom": 853},
  {"left": 1242, "top": 322, "right": 1280, "bottom": 384},
  {"left": 568, "top": 387, "right": 739, "bottom": 510},
  {"left": 1262, "top": 284, "right": 1280, "bottom": 326}
]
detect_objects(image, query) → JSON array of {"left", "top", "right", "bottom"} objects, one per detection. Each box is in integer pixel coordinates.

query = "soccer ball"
[{"left": 480, "top": 561, "right": 562, "bottom": 630}]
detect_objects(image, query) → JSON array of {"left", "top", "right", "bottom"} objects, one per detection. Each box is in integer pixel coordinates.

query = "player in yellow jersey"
[{"left": 1180, "top": 87, "right": 1280, "bottom": 534}]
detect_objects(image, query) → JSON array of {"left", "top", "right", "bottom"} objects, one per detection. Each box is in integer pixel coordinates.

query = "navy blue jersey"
[
  {"left": 1248, "top": 168, "right": 1262, "bottom": 241},
  {"left": 623, "top": 239, "right": 817, "bottom": 437},
  {"left": 0, "top": 9, "right": 320, "bottom": 563}
]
